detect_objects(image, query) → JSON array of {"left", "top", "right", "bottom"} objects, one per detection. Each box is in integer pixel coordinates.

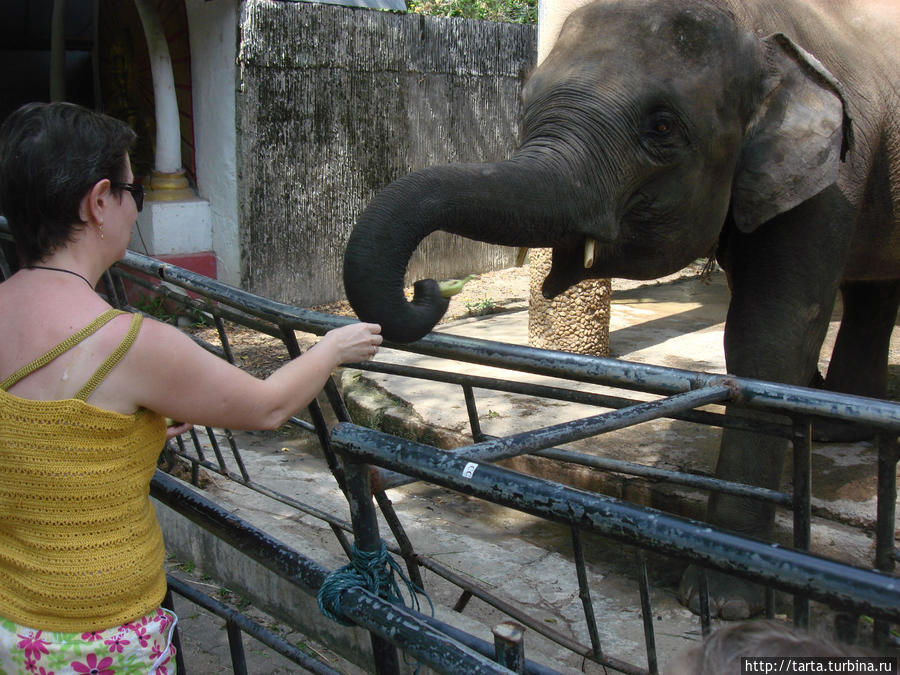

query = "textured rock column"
[
  {"left": 529, "top": 0, "right": 610, "bottom": 356},
  {"left": 528, "top": 249, "right": 610, "bottom": 355}
]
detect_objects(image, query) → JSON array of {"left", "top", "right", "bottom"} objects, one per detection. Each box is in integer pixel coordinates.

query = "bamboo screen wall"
[{"left": 238, "top": 0, "right": 536, "bottom": 305}]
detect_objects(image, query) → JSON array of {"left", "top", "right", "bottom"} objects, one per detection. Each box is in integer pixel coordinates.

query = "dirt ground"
[{"left": 190, "top": 265, "right": 534, "bottom": 377}]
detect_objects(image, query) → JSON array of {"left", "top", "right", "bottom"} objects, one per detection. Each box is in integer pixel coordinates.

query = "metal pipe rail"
[
  {"left": 151, "top": 471, "right": 552, "bottom": 675},
  {"left": 2, "top": 225, "right": 897, "bottom": 671},
  {"left": 164, "top": 574, "right": 342, "bottom": 675},
  {"left": 88, "top": 244, "right": 900, "bottom": 433},
  {"left": 106, "top": 249, "right": 900, "bottom": 610},
  {"left": 375, "top": 385, "right": 733, "bottom": 489},
  {"left": 93, "top": 249, "right": 822, "bottom": 513},
  {"left": 361, "top": 359, "right": 795, "bottom": 438},
  {"left": 331, "top": 423, "right": 900, "bottom": 623},
  {"left": 100, "top": 247, "right": 900, "bottom": 587}
]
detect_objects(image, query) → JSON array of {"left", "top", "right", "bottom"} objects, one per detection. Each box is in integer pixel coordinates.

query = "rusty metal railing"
[{"left": 1, "top": 223, "right": 896, "bottom": 673}]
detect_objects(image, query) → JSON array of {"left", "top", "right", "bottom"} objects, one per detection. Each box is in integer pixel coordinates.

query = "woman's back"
[
  {"left": 0, "top": 273, "right": 140, "bottom": 413},
  {"left": 0, "top": 306, "right": 167, "bottom": 631}
]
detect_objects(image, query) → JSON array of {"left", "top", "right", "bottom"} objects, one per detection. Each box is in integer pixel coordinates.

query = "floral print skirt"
[{"left": 0, "top": 607, "right": 177, "bottom": 675}]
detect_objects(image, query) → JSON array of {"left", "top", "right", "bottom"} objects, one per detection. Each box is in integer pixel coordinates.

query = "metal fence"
[{"left": 1, "top": 229, "right": 897, "bottom": 673}]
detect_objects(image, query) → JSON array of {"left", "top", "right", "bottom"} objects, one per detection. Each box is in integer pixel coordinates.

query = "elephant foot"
[
  {"left": 678, "top": 565, "right": 766, "bottom": 620},
  {"left": 811, "top": 417, "right": 875, "bottom": 443}
]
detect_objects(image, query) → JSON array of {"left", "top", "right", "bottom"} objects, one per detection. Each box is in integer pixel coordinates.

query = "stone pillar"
[
  {"left": 529, "top": 0, "right": 610, "bottom": 356},
  {"left": 528, "top": 250, "right": 610, "bottom": 355}
]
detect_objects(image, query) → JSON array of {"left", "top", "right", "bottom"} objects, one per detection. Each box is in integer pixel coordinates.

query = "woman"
[{"left": 0, "top": 102, "right": 382, "bottom": 674}]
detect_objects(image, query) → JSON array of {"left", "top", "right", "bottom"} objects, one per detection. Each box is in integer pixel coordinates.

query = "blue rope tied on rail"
[{"left": 317, "top": 541, "right": 434, "bottom": 626}]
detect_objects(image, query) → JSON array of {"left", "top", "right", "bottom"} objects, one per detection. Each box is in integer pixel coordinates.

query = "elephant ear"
[{"left": 731, "top": 33, "right": 854, "bottom": 233}]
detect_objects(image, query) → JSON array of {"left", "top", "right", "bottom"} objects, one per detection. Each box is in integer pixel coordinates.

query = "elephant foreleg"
[
  {"left": 679, "top": 423, "right": 794, "bottom": 619},
  {"left": 680, "top": 189, "right": 851, "bottom": 618}
]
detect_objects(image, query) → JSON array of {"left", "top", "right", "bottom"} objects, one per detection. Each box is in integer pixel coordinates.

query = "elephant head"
[{"left": 343, "top": 0, "right": 852, "bottom": 343}]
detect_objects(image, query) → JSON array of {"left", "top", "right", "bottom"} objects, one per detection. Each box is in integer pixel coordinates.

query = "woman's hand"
[
  {"left": 165, "top": 420, "right": 194, "bottom": 440},
  {"left": 319, "top": 322, "right": 383, "bottom": 364}
]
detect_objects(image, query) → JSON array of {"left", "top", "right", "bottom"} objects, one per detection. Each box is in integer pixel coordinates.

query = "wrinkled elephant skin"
[{"left": 342, "top": 0, "right": 900, "bottom": 618}]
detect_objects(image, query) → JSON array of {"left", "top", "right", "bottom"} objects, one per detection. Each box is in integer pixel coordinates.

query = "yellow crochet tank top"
[{"left": 0, "top": 309, "right": 167, "bottom": 631}]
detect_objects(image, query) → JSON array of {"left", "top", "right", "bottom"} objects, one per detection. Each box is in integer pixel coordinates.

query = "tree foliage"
[{"left": 407, "top": 0, "right": 537, "bottom": 24}]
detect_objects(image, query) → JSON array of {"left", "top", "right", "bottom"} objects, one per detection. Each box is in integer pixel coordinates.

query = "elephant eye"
[
  {"left": 646, "top": 112, "right": 678, "bottom": 137},
  {"left": 641, "top": 109, "right": 686, "bottom": 159}
]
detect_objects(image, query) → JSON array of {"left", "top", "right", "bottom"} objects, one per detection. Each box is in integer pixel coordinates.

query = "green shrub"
[
  {"left": 407, "top": 0, "right": 536, "bottom": 24},
  {"left": 464, "top": 296, "right": 498, "bottom": 316}
]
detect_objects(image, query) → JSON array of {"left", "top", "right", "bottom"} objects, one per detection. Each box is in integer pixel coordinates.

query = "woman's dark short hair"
[{"left": 0, "top": 102, "right": 136, "bottom": 264}]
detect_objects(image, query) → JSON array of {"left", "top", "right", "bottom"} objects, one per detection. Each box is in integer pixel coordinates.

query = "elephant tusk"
[{"left": 584, "top": 237, "right": 597, "bottom": 269}]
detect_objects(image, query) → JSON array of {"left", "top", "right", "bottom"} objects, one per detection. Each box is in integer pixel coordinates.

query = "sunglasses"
[{"left": 111, "top": 182, "right": 144, "bottom": 212}]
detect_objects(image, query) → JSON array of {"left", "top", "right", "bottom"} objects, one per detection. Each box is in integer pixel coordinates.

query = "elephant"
[{"left": 342, "top": 0, "right": 900, "bottom": 619}]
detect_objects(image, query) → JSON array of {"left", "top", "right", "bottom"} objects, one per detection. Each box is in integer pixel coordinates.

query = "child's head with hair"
[{"left": 666, "top": 619, "right": 876, "bottom": 675}]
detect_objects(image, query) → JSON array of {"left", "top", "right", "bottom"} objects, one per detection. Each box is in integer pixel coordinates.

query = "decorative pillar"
[
  {"left": 130, "top": 0, "right": 214, "bottom": 277},
  {"left": 133, "top": 0, "right": 185, "bottom": 184},
  {"left": 527, "top": 0, "right": 610, "bottom": 356}
]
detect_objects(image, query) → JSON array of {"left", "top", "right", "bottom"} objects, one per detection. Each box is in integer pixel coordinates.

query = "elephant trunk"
[{"left": 343, "top": 160, "right": 575, "bottom": 342}]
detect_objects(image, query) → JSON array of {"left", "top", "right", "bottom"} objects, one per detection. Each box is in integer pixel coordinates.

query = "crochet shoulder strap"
[
  {"left": 0, "top": 309, "right": 132, "bottom": 394},
  {"left": 74, "top": 312, "right": 143, "bottom": 400}
]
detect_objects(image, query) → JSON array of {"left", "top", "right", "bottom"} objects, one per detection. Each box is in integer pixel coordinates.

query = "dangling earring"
[{"left": 98, "top": 223, "right": 104, "bottom": 240}]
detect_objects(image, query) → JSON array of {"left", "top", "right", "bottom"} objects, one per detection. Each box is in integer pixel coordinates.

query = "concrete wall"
[
  {"left": 186, "top": 0, "right": 241, "bottom": 285},
  {"left": 237, "top": 0, "right": 536, "bottom": 305}
]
